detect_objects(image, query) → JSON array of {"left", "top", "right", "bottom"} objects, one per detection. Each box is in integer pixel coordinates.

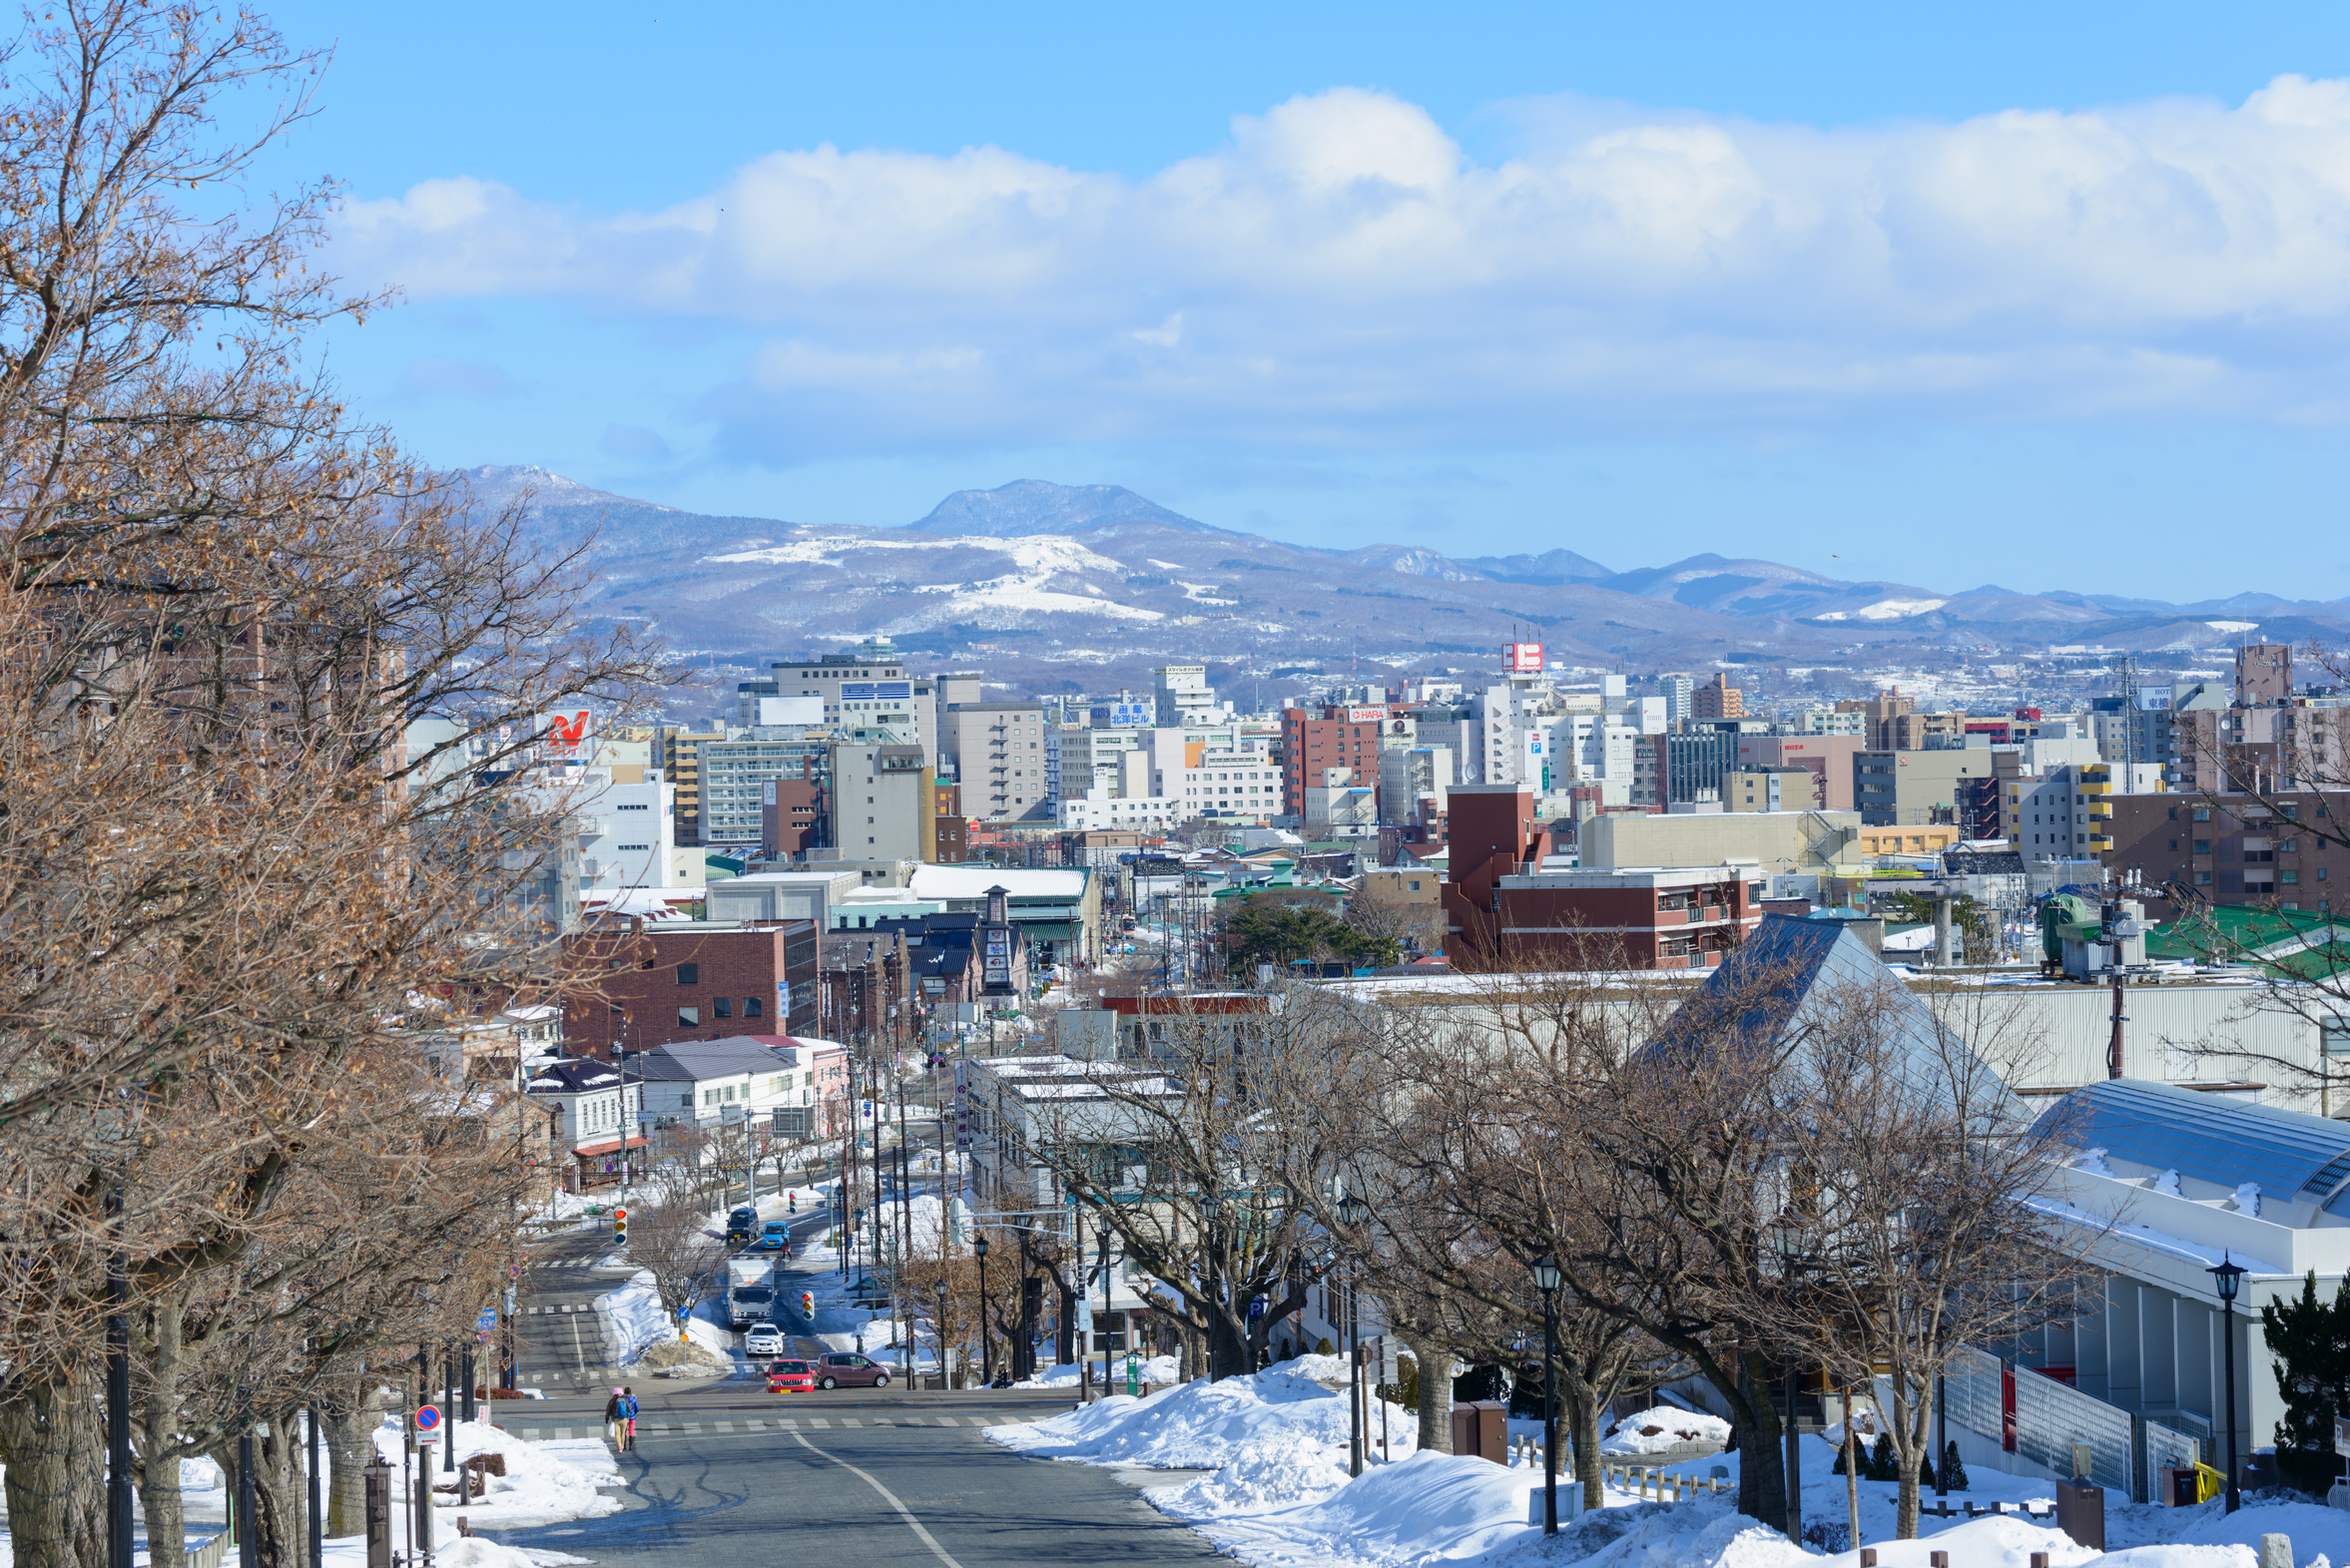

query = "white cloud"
[{"left": 329, "top": 79, "right": 2350, "bottom": 455}]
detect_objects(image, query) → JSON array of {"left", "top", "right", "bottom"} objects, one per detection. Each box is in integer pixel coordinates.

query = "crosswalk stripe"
[
  {"left": 809, "top": 1418, "right": 830, "bottom": 1428},
  {"left": 714, "top": 1421, "right": 735, "bottom": 1433}
]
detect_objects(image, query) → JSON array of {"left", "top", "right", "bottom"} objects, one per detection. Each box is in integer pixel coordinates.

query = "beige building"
[
  {"left": 1725, "top": 765, "right": 1819, "bottom": 812},
  {"left": 941, "top": 700, "right": 1050, "bottom": 820},
  {"left": 819, "top": 742, "right": 936, "bottom": 861},
  {"left": 1580, "top": 809, "right": 1862, "bottom": 871}
]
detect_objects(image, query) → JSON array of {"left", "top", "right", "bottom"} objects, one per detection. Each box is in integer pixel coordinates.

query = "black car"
[{"left": 725, "top": 1207, "right": 758, "bottom": 1247}]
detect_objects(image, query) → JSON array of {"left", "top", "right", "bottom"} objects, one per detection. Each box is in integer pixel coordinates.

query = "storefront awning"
[{"left": 571, "top": 1135, "right": 648, "bottom": 1158}]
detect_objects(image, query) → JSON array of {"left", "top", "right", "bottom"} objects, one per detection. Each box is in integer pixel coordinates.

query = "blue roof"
[{"left": 2032, "top": 1078, "right": 2350, "bottom": 1212}]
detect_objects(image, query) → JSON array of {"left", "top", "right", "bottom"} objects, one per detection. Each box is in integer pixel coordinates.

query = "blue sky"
[{"left": 250, "top": 1, "right": 2350, "bottom": 599}]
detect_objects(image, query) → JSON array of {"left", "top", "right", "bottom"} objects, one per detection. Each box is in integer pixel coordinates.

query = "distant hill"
[
  {"left": 904, "top": 479, "right": 1226, "bottom": 538},
  {"left": 463, "top": 468, "right": 2350, "bottom": 676}
]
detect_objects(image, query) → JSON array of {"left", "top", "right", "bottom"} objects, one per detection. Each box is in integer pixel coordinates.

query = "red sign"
[
  {"left": 542, "top": 711, "right": 591, "bottom": 759},
  {"left": 1345, "top": 707, "right": 1386, "bottom": 723},
  {"left": 1504, "top": 643, "right": 1544, "bottom": 674}
]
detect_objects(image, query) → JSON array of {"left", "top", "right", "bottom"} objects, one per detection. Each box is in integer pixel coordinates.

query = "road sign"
[
  {"left": 476, "top": 1307, "right": 498, "bottom": 1332},
  {"left": 509, "top": 1263, "right": 521, "bottom": 1281},
  {"left": 414, "top": 1404, "right": 442, "bottom": 1443}
]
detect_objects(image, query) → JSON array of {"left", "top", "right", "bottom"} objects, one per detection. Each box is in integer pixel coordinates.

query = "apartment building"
[
  {"left": 1853, "top": 747, "right": 1999, "bottom": 826},
  {"left": 1281, "top": 705, "right": 1412, "bottom": 815},
  {"left": 940, "top": 701, "right": 1051, "bottom": 820},
  {"left": 559, "top": 919, "right": 822, "bottom": 1057},
  {"left": 1693, "top": 673, "right": 1744, "bottom": 721},
  {"left": 2107, "top": 790, "right": 2341, "bottom": 908},
  {"left": 821, "top": 742, "right": 935, "bottom": 860},
  {"left": 695, "top": 732, "right": 832, "bottom": 850},
  {"left": 654, "top": 728, "right": 725, "bottom": 844}
]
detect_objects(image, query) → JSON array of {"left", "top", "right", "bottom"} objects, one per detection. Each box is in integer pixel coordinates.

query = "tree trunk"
[
  {"left": 0, "top": 1363, "right": 108, "bottom": 1568},
  {"left": 141, "top": 1291, "right": 191, "bottom": 1568},
  {"left": 252, "top": 1411, "right": 305, "bottom": 1568},
  {"left": 320, "top": 1382, "right": 386, "bottom": 1537},
  {"left": 1569, "top": 1390, "right": 1605, "bottom": 1504},
  {"left": 1207, "top": 1307, "right": 1251, "bottom": 1380},
  {"left": 1399, "top": 1328, "right": 1452, "bottom": 1454},
  {"left": 1730, "top": 1350, "right": 1788, "bottom": 1532}
]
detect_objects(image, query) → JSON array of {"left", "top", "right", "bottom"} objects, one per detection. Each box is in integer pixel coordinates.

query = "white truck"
[{"left": 725, "top": 1258, "right": 776, "bottom": 1328}]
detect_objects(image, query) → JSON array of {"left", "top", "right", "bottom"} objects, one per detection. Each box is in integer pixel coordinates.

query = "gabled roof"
[
  {"left": 2033, "top": 1078, "right": 2350, "bottom": 1218},
  {"left": 630, "top": 1037, "right": 796, "bottom": 1081},
  {"left": 1649, "top": 914, "right": 2016, "bottom": 1117},
  {"left": 525, "top": 1059, "right": 623, "bottom": 1095}
]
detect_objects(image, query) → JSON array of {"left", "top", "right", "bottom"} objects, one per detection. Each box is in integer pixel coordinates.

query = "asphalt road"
[{"left": 487, "top": 1382, "right": 1224, "bottom": 1567}]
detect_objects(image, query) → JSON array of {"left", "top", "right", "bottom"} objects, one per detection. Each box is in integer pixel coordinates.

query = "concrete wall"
[{"left": 1582, "top": 810, "right": 1860, "bottom": 871}]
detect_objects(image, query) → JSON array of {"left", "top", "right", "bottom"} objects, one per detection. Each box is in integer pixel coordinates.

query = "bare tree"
[{"left": 627, "top": 1195, "right": 727, "bottom": 1331}]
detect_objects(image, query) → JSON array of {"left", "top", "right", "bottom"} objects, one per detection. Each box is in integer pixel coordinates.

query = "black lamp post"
[
  {"left": 2209, "top": 1253, "right": 2246, "bottom": 1514},
  {"left": 1336, "top": 1191, "right": 1370, "bottom": 1477},
  {"left": 975, "top": 1235, "right": 992, "bottom": 1385},
  {"left": 1531, "top": 1255, "right": 1563, "bottom": 1535},
  {"left": 1772, "top": 1215, "right": 1807, "bottom": 1543}
]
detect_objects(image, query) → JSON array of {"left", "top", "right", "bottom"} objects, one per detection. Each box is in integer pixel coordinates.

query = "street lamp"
[
  {"left": 1531, "top": 1256, "right": 1563, "bottom": 1535},
  {"left": 975, "top": 1235, "right": 992, "bottom": 1386},
  {"left": 1772, "top": 1214, "right": 1808, "bottom": 1544},
  {"left": 2209, "top": 1253, "right": 2246, "bottom": 1514},
  {"left": 1336, "top": 1191, "right": 1370, "bottom": 1477}
]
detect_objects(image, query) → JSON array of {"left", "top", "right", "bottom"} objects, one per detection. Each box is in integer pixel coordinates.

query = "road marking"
[
  {"left": 840, "top": 1418, "right": 862, "bottom": 1427},
  {"left": 554, "top": 1427, "right": 573, "bottom": 1439},
  {"left": 789, "top": 1431, "right": 965, "bottom": 1568},
  {"left": 715, "top": 1421, "right": 735, "bottom": 1432},
  {"left": 808, "top": 1418, "right": 830, "bottom": 1428}
]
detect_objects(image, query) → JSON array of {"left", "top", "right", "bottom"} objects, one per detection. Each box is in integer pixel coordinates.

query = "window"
[
  {"left": 680, "top": 1092, "right": 693, "bottom": 1108},
  {"left": 678, "top": 1006, "right": 699, "bottom": 1026},
  {"left": 2168, "top": 805, "right": 2178, "bottom": 819},
  {"left": 2195, "top": 870, "right": 2212, "bottom": 884},
  {"left": 2194, "top": 839, "right": 2210, "bottom": 853},
  {"left": 714, "top": 996, "right": 733, "bottom": 1019},
  {"left": 677, "top": 963, "right": 699, "bottom": 985},
  {"left": 746, "top": 996, "right": 763, "bottom": 1018},
  {"left": 2194, "top": 806, "right": 2212, "bottom": 821}
]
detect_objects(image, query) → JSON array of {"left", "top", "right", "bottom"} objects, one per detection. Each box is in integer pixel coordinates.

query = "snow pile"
[
  {"left": 2159, "top": 1500, "right": 2350, "bottom": 1562},
  {"left": 1015, "top": 1355, "right": 1181, "bottom": 1389},
  {"left": 1602, "top": 1405, "right": 1734, "bottom": 1454},
  {"left": 595, "top": 1270, "right": 735, "bottom": 1369},
  {"left": 992, "top": 1357, "right": 1414, "bottom": 1471},
  {"left": 1152, "top": 1430, "right": 1353, "bottom": 1518},
  {"left": 367, "top": 1416, "right": 625, "bottom": 1528},
  {"left": 1191, "top": 1448, "right": 1538, "bottom": 1564}
]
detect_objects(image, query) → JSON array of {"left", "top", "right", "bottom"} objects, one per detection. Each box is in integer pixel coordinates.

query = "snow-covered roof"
[{"left": 908, "top": 865, "right": 1088, "bottom": 901}]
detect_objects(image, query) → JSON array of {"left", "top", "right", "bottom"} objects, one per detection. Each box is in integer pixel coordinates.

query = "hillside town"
[{"left": 22, "top": 9, "right": 2350, "bottom": 1568}]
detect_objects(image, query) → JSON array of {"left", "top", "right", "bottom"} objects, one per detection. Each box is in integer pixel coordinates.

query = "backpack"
[{"left": 622, "top": 1395, "right": 639, "bottom": 1419}]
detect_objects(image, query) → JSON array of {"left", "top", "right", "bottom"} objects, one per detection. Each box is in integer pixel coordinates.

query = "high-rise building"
[
  {"left": 817, "top": 741, "right": 935, "bottom": 861},
  {"left": 764, "top": 639, "right": 938, "bottom": 764},
  {"left": 1281, "top": 705, "right": 1408, "bottom": 815},
  {"left": 696, "top": 733, "right": 832, "bottom": 850},
  {"left": 1693, "top": 674, "right": 1744, "bottom": 721},
  {"left": 1153, "top": 665, "right": 1227, "bottom": 728},
  {"left": 654, "top": 727, "right": 725, "bottom": 844},
  {"left": 940, "top": 701, "right": 1050, "bottom": 820}
]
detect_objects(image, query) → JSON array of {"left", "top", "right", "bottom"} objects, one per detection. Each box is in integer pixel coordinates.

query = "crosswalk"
[
  {"left": 531, "top": 1259, "right": 615, "bottom": 1272},
  {"left": 507, "top": 1414, "right": 1023, "bottom": 1439},
  {"left": 523, "top": 1304, "right": 597, "bottom": 1315}
]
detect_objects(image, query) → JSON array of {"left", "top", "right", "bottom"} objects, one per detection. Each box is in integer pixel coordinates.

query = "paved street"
[{"left": 486, "top": 1383, "right": 1223, "bottom": 1567}]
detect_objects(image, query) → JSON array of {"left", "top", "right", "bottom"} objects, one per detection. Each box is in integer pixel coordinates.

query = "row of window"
[{"left": 675, "top": 995, "right": 771, "bottom": 1025}]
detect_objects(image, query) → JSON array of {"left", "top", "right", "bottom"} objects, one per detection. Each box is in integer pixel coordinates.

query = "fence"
[
  {"left": 187, "top": 1536, "right": 230, "bottom": 1568},
  {"left": 1936, "top": 1345, "right": 2205, "bottom": 1504}
]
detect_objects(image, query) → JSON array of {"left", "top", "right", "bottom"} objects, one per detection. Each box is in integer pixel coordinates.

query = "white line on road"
[{"left": 789, "top": 1431, "right": 965, "bottom": 1568}]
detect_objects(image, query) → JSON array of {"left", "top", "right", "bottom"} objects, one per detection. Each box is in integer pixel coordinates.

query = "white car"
[{"left": 745, "top": 1323, "right": 786, "bottom": 1356}]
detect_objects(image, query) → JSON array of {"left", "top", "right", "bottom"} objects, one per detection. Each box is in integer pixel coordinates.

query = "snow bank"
[
  {"left": 595, "top": 1270, "right": 734, "bottom": 1369},
  {"left": 1603, "top": 1405, "right": 1733, "bottom": 1454},
  {"left": 366, "top": 1416, "right": 625, "bottom": 1528},
  {"left": 1015, "top": 1355, "right": 1181, "bottom": 1389},
  {"left": 1192, "top": 1448, "right": 1536, "bottom": 1564},
  {"left": 992, "top": 1358, "right": 1412, "bottom": 1470}
]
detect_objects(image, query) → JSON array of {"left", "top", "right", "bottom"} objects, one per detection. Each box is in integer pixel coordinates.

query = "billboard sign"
[
  {"left": 541, "top": 711, "right": 592, "bottom": 760},
  {"left": 1504, "top": 643, "right": 1545, "bottom": 674},
  {"left": 1346, "top": 707, "right": 1386, "bottom": 723},
  {"left": 981, "top": 925, "right": 1015, "bottom": 992}
]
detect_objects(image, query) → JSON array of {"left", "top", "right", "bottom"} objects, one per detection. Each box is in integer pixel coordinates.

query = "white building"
[
  {"left": 1153, "top": 665, "right": 1230, "bottom": 729},
  {"left": 1058, "top": 790, "right": 1178, "bottom": 831},
  {"left": 563, "top": 773, "right": 704, "bottom": 903}
]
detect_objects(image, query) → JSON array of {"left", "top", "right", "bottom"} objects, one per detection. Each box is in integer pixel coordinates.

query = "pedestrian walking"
[
  {"left": 603, "top": 1386, "right": 626, "bottom": 1448},
  {"left": 621, "top": 1386, "right": 639, "bottom": 1451}
]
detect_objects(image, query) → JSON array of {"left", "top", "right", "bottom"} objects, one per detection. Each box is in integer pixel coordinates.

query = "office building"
[
  {"left": 940, "top": 701, "right": 1051, "bottom": 820},
  {"left": 1153, "top": 665, "right": 1227, "bottom": 729},
  {"left": 761, "top": 638, "right": 939, "bottom": 762},
  {"left": 820, "top": 741, "right": 935, "bottom": 861},
  {"left": 1853, "top": 748, "right": 2000, "bottom": 826},
  {"left": 1735, "top": 735, "right": 1863, "bottom": 811}
]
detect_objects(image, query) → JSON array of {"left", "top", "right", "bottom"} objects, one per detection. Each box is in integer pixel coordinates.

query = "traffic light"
[
  {"left": 801, "top": 1291, "right": 814, "bottom": 1319},
  {"left": 613, "top": 1207, "right": 628, "bottom": 1245},
  {"left": 788, "top": 1193, "right": 796, "bottom": 1213}
]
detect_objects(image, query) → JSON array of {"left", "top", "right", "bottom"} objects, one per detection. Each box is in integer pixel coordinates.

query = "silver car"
[{"left": 744, "top": 1323, "right": 786, "bottom": 1356}]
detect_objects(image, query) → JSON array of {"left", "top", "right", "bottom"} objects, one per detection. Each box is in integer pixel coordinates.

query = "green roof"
[{"left": 2146, "top": 904, "right": 2350, "bottom": 980}]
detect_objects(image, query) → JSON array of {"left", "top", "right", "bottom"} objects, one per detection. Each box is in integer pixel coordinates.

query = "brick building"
[
  {"left": 2106, "top": 790, "right": 2343, "bottom": 910},
  {"left": 1281, "top": 704, "right": 1404, "bottom": 816},
  {"left": 761, "top": 775, "right": 827, "bottom": 857},
  {"left": 560, "top": 919, "right": 821, "bottom": 1058},
  {"left": 932, "top": 782, "right": 967, "bottom": 862}
]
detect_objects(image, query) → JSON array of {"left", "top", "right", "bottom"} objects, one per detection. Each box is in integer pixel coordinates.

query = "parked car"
[
  {"left": 817, "top": 1352, "right": 891, "bottom": 1389},
  {"left": 744, "top": 1323, "right": 786, "bottom": 1356},
  {"left": 766, "top": 1358, "right": 814, "bottom": 1393},
  {"left": 725, "top": 1208, "right": 757, "bottom": 1247},
  {"left": 758, "top": 1220, "right": 792, "bottom": 1253}
]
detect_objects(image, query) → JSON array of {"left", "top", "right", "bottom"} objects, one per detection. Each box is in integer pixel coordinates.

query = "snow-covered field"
[
  {"left": 991, "top": 1363, "right": 2350, "bottom": 1568},
  {"left": 369, "top": 1415, "right": 626, "bottom": 1530}
]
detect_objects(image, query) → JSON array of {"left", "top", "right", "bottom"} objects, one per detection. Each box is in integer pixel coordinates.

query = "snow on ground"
[
  {"left": 595, "top": 1270, "right": 734, "bottom": 1370},
  {"left": 1015, "top": 1355, "right": 1181, "bottom": 1389},
  {"left": 367, "top": 1415, "right": 626, "bottom": 1529},
  {"left": 1601, "top": 1406, "right": 1732, "bottom": 1455}
]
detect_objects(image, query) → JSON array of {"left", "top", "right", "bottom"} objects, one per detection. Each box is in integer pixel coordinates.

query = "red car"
[
  {"left": 817, "top": 1352, "right": 891, "bottom": 1389},
  {"left": 766, "top": 1358, "right": 814, "bottom": 1393}
]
